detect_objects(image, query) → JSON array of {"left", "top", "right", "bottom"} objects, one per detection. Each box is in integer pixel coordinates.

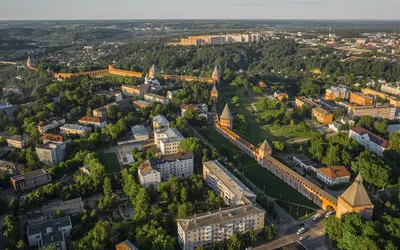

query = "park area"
[{"left": 97, "top": 152, "right": 121, "bottom": 173}]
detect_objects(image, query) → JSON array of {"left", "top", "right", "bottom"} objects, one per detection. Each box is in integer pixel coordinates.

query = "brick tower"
[
  {"left": 219, "top": 103, "right": 233, "bottom": 129},
  {"left": 211, "top": 85, "right": 218, "bottom": 103},
  {"left": 212, "top": 66, "right": 220, "bottom": 85}
]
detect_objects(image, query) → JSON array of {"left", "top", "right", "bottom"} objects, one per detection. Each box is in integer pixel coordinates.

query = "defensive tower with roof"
[
  {"left": 212, "top": 66, "right": 220, "bottom": 84},
  {"left": 336, "top": 173, "right": 374, "bottom": 219},
  {"left": 219, "top": 103, "right": 233, "bottom": 129},
  {"left": 211, "top": 85, "right": 218, "bottom": 102},
  {"left": 148, "top": 63, "right": 159, "bottom": 79},
  {"left": 258, "top": 140, "right": 272, "bottom": 162}
]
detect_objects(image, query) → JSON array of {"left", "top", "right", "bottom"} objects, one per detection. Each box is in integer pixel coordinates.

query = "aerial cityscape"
[{"left": 1, "top": 1, "right": 400, "bottom": 250}]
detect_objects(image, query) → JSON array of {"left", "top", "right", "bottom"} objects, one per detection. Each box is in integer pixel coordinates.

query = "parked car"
[
  {"left": 312, "top": 213, "right": 322, "bottom": 221},
  {"left": 298, "top": 236, "right": 305, "bottom": 241},
  {"left": 297, "top": 227, "right": 306, "bottom": 235},
  {"left": 325, "top": 210, "right": 335, "bottom": 218}
]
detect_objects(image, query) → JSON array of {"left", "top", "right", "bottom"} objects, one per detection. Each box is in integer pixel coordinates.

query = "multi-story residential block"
[
  {"left": 60, "top": 124, "right": 92, "bottom": 137},
  {"left": 316, "top": 166, "right": 351, "bottom": 186},
  {"left": 181, "top": 104, "right": 208, "bottom": 120},
  {"left": 36, "top": 142, "right": 66, "bottom": 166},
  {"left": 144, "top": 93, "right": 170, "bottom": 105},
  {"left": 361, "top": 88, "right": 388, "bottom": 99},
  {"left": 122, "top": 84, "right": 149, "bottom": 99},
  {"left": 348, "top": 104, "right": 395, "bottom": 119},
  {"left": 203, "top": 161, "right": 256, "bottom": 205},
  {"left": 37, "top": 117, "right": 66, "bottom": 134},
  {"left": 93, "top": 103, "right": 118, "bottom": 120},
  {"left": 273, "top": 91, "right": 289, "bottom": 101},
  {"left": 7, "top": 135, "right": 26, "bottom": 148},
  {"left": 153, "top": 115, "right": 170, "bottom": 131},
  {"left": 78, "top": 116, "right": 106, "bottom": 128},
  {"left": 156, "top": 128, "right": 185, "bottom": 155},
  {"left": 0, "top": 102, "right": 13, "bottom": 116},
  {"left": 27, "top": 216, "right": 72, "bottom": 250},
  {"left": 325, "top": 86, "right": 349, "bottom": 100},
  {"left": 349, "top": 92, "right": 374, "bottom": 106},
  {"left": 349, "top": 126, "right": 389, "bottom": 156},
  {"left": 294, "top": 97, "right": 318, "bottom": 108},
  {"left": 177, "top": 204, "right": 265, "bottom": 250},
  {"left": 11, "top": 169, "right": 52, "bottom": 192},
  {"left": 28, "top": 198, "right": 84, "bottom": 225},
  {"left": 138, "top": 152, "right": 194, "bottom": 187},
  {"left": 312, "top": 107, "right": 333, "bottom": 125},
  {"left": 131, "top": 125, "right": 149, "bottom": 141},
  {"left": 116, "top": 240, "right": 140, "bottom": 250},
  {"left": 381, "top": 83, "right": 400, "bottom": 96},
  {"left": 40, "top": 134, "right": 65, "bottom": 144}
]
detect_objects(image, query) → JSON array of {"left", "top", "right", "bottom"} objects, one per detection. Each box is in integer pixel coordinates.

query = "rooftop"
[
  {"left": 177, "top": 204, "right": 264, "bottom": 231},
  {"left": 132, "top": 125, "right": 149, "bottom": 137},
  {"left": 350, "top": 126, "right": 389, "bottom": 148},
  {"left": 38, "top": 117, "right": 64, "bottom": 127},
  {"left": 312, "top": 106, "right": 331, "bottom": 115},
  {"left": 60, "top": 124, "right": 90, "bottom": 131},
  {"left": 153, "top": 115, "right": 169, "bottom": 126},
  {"left": 387, "top": 124, "right": 400, "bottom": 133},
  {"left": 29, "top": 198, "right": 84, "bottom": 219},
  {"left": 220, "top": 103, "right": 232, "bottom": 121},
  {"left": 11, "top": 169, "right": 48, "bottom": 181},
  {"left": 7, "top": 135, "right": 23, "bottom": 141},
  {"left": 144, "top": 92, "right": 167, "bottom": 99},
  {"left": 293, "top": 154, "right": 314, "bottom": 165},
  {"left": 140, "top": 152, "right": 194, "bottom": 176},
  {"left": 340, "top": 173, "right": 373, "bottom": 207},
  {"left": 318, "top": 166, "right": 351, "bottom": 179},
  {"left": 27, "top": 216, "right": 72, "bottom": 245},
  {"left": 203, "top": 160, "right": 256, "bottom": 199},
  {"left": 159, "top": 128, "right": 185, "bottom": 143},
  {"left": 79, "top": 116, "right": 103, "bottom": 123},
  {"left": 40, "top": 134, "right": 64, "bottom": 143},
  {"left": 37, "top": 142, "right": 60, "bottom": 150},
  {"left": 116, "top": 240, "right": 139, "bottom": 250}
]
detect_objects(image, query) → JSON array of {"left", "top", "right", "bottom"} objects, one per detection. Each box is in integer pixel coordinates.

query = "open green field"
[
  {"left": 199, "top": 126, "right": 319, "bottom": 209},
  {"left": 98, "top": 152, "right": 121, "bottom": 173},
  {"left": 216, "top": 85, "right": 318, "bottom": 146},
  {"left": 276, "top": 201, "right": 316, "bottom": 221}
]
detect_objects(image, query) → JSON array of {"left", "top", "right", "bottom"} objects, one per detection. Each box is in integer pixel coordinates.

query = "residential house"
[
  {"left": 144, "top": 93, "right": 170, "bottom": 105},
  {"left": 60, "top": 124, "right": 92, "bottom": 137},
  {"left": 316, "top": 166, "right": 351, "bottom": 186},
  {"left": 312, "top": 107, "right": 333, "bottom": 125},
  {"left": 79, "top": 116, "right": 106, "bottom": 128}
]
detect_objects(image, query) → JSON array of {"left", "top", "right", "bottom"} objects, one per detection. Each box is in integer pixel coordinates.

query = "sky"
[{"left": 0, "top": 0, "right": 399, "bottom": 20}]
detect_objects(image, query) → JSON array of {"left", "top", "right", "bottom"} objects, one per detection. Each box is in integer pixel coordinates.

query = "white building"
[
  {"left": 153, "top": 115, "right": 170, "bottom": 130},
  {"left": 292, "top": 154, "right": 319, "bottom": 173},
  {"left": 27, "top": 216, "right": 72, "bottom": 250},
  {"left": 37, "top": 117, "right": 66, "bottom": 134},
  {"left": 203, "top": 161, "right": 256, "bottom": 205},
  {"left": 349, "top": 126, "right": 389, "bottom": 156},
  {"left": 316, "top": 166, "right": 351, "bottom": 186},
  {"left": 131, "top": 125, "right": 149, "bottom": 141},
  {"left": 138, "top": 152, "right": 194, "bottom": 187},
  {"left": 144, "top": 93, "right": 170, "bottom": 105},
  {"left": 157, "top": 128, "right": 185, "bottom": 155},
  {"left": 78, "top": 116, "right": 106, "bottom": 128},
  {"left": 60, "top": 124, "right": 92, "bottom": 137}
]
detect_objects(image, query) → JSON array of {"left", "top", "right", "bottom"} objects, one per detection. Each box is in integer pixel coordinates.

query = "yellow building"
[
  {"left": 7, "top": 135, "right": 26, "bottom": 149},
  {"left": 349, "top": 92, "right": 373, "bottom": 106},
  {"left": 336, "top": 173, "right": 374, "bottom": 219},
  {"left": 121, "top": 84, "right": 149, "bottom": 99},
  {"left": 312, "top": 107, "right": 333, "bottom": 125},
  {"left": 361, "top": 88, "right": 388, "bottom": 99}
]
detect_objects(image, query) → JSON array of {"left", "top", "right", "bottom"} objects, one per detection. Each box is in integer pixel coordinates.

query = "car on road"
[
  {"left": 312, "top": 213, "right": 322, "bottom": 221},
  {"left": 298, "top": 236, "right": 305, "bottom": 241},
  {"left": 297, "top": 227, "right": 306, "bottom": 235},
  {"left": 325, "top": 210, "right": 335, "bottom": 218}
]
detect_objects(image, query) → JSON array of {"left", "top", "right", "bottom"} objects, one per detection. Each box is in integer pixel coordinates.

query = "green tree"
[
  {"left": 351, "top": 151, "right": 390, "bottom": 187},
  {"left": 272, "top": 141, "right": 285, "bottom": 151},
  {"left": 178, "top": 137, "right": 201, "bottom": 153}
]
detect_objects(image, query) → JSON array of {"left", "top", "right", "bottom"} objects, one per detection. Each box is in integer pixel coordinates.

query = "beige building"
[
  {"left": 60, "top": 124, "right": 92, "bottom": 137},
  {"left": 7, "top": 135, "right": 26, "bottom": 148},
  {"left": 349, "top": 126, "right": 389, "bottom": 157},
  {"left": 348, "top": 104, "right": 395, "bottom": 119},
  {"left": 337, "top": 173, "right": 374, "bottom": 219},
  {"left": 316, "top": 166, "right": 351, "bottom": 186},
  {"left": 78, "top": 116, "right": 106, "bottom": 128},
  {"left": 144, "top": 93, "right": 170, "bottom": 105},
  {"left": 177, "top": 204, "right": 265, "bottom": 250},
  {"left": 93, "top": 103, "right": 118, "bottom": 120},
  {"left": 37, "top": 117, "right": 66, "bottom": 134},
  {"left": 122, "top": 84, "right": 149, "bottom": 99},
  {"left": 203, "top": 161, "right": 256, "bottom": 205},
  {"left": 381, "top": 83, "right": 400, "bottom": 96},
  {"left": 36, "top": 142, "right": 66, "bottom": 166},
  {"left": 157, "top": 128, "right": 185, "bottom": 155},
  {"left": 11, "top": 169, "right": 52, "bottom": 192}
]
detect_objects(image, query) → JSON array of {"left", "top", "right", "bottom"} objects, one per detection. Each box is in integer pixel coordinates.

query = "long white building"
[{"left": 349, "top": 126, "right": 389, "bottom": 156}]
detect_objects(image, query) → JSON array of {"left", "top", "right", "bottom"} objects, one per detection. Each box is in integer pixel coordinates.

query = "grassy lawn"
[
  {"left": 199, "top": 126, "right": 319, "bottom": 209},
  {"left": 98, "top": 152, "right": 121, "bottom": 173},
  {"left": 276, "top": 201, "right": 316, "bottom": 221}
]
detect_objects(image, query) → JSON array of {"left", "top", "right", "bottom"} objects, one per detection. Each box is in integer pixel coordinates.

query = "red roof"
[
  {"left": 40, "top": 134, "right": 64, "bottom": 143},
  {"left": 351, "top": 126, "right": 389, "bottom": 148},
  {"left": 79, "top": 116, "right": 102, "bottom": 123},
  {"left": 318, "top": 166, "right": 351, "bottom": 179}
]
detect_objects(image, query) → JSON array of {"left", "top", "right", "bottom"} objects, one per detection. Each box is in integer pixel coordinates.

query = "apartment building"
[
  {"left": 144, "top": 93, "right": 170, "bottom": 105},
  {"left": 11, "top": 169, "right": 52, "bottom": 192},
  {"left": 294, "top": 97, "right": 318, "bottom": 108},
  {"left": 361, "top": 88, "right": 388, "bottom": 99},
  {"left": 37, "top": 117, "right": 66, "bottom": 134},
  {"left": 0, "top": 102, "right": 13, "bottom": 116},
  {"left": 349, "top": 92, "right": 374, "bottom": 106},
  {"left": 325, "top": 86, "right": 349, "bottom": 100},
  {"left": 203, "top": 161, "right": 257, "bottom": 205},
  {"left": 138, "top": 152, "right": 194, "bottom": 187},
  {"left": 78, "top": 116, "right": 106, "bottom": 128},
  {"left": 316, "top": 166, "right": 351, "bottom": 186},
  {"left": 122, "top": 84, "right": 149, "bottom": 99},
  {"left": 348, "top": 104, "right": 395, "bottom": 119},
  {"left": 381, "top": 83, "right": 400, "bottom": 96},
  {"left": 133, "top": 100, "right": 151, "bottom": 109},
  {"left": 27, "top": 216, "right": 72, "bottom": 250},
  {"left": 349, "top": 126, "right": 389, "bottom": 156},
  {"left": 28, "top": 198, "right": 84, "bottom": 225},
  {"left": 177, "top": 204, "right": 265, "bottom": 250},
  {"left": 40, "top": 134, "right": 65, "bottom": 144},
  {"left": 312, "top": 107, "right": 333, "bottom": 125},
  {"left": 7, "top": 135, "right": 26, "bottom": 149},
  {"left": 93, "top": 103, "right": 118, "bottom": 120},
  {"left": 157, "top": 128, "right": 185, "bottom": 155},
  {"left": 36, "top": 142, "right": 67, "bottom": 166},
  {"left": 60, "top": 124, "right": 92, "bottom": 137},
  {"left": 153, "top": 115, "right": 170, "bottom": 130}
]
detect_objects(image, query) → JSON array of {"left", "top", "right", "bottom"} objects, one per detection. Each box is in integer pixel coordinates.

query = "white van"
[
  {"left": 297, "top": 227, "right": 306, "bottom": 235},
  {"left": 312, "top": 214, "right": 321, "bottom": 221}
]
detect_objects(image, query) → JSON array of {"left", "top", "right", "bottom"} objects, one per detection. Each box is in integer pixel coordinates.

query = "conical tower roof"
[
  {"left": 150, "top": 63, "right": 159, "bottom": 74},
  {"left": 260, "top": 140, "right": 272, "bottom": 152},
  {"left": 212, "top": 66, "right": 219, "bottom": 77},
  {"left": 220, "top": 103, "right": 232, "bottom": 120},
  {"left": 339, "top": 173, "right": 372, "bottom": 207},
  {"left": 211, "top": 85, "right": 218, "bottom": 94}
]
